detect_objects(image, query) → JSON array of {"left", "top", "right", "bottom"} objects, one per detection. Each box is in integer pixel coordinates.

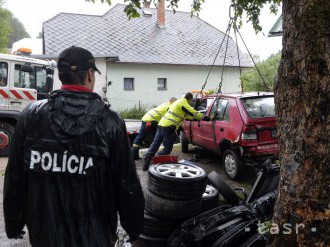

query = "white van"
[{"left": 0, "top": 51, "right": 55, "bottom": 156}]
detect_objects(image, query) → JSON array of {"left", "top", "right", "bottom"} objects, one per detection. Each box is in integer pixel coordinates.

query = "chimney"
[
  {"left": 157, "top": 0, "right": 165, "bottom": 28},
  {"left": 143, "top": 0, "right": 151, "bottom": 8}
]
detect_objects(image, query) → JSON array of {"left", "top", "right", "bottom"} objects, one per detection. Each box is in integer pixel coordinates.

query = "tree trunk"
[{"left": 271, "top": 0, "right": 330, "bottom": 246}]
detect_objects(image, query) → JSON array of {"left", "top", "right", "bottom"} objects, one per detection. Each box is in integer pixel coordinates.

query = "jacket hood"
[{"left": 48, "top": 90, "right": 107, "bottom": 139}]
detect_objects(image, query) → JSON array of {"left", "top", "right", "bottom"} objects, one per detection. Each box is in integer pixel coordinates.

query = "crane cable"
[{"left": 195, "top": 10, "right": 234, "bottom": 102}]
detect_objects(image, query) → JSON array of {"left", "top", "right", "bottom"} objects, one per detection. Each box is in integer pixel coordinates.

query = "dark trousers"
[
  {"left": 145, "top": 125, "right": 177, "bottom": 159},
  {"left": 133, "top": 121, "right": 157, "bottom": 146}
]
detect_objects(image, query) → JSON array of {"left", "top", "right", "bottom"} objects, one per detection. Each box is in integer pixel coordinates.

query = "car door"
[
  {"left": 201, "top": 98, "right": 230, "bottom": 152},
  {"left": 0, "top": 61, "right": 9, "bottom": 109},
  {"left": 190, "top": 97, "right": 215, "bottom": 148},
  {"left": 8, "top": 63, "right": 37, "bottom": 111}
]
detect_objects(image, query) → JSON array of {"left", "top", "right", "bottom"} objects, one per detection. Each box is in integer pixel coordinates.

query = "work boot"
[
  {"left": 132, "top": 147, "right": 140, "bottom": 160},
  {"left": 143, "top": 156, "right": 151, "bottom": 171}
]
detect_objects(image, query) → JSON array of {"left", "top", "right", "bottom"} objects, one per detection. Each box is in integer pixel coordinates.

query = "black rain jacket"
[{"left": 3, "top": 90, "right": 144, "bottom": 247}]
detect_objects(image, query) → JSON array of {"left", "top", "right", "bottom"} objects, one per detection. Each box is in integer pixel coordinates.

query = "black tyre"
[
  {"left": 144, "top": 189, "right": 201, "bottom": 220},
  {"left": 0, "top": 122, "right": 15, "bottom": 157},
  {"left": 201, "top": 185, "right": 219, "bottom": 212},
  {"left": 223, "top": 149, "right": 245, "bottom": 180},
  {"left": 180, "top": 131, "right": 189, "bottom": 153},
  {"left": 148, "top": 162, "right": 207, "bottom": 200},
  {"left": 208, "top": 171, "right": 240, "bottom": 205},
  {"left": 143, "top": 211, "right": 177, "bottom": 238},
  {"left": 136, "top": 234, "right": 167, "bottom": 247}
]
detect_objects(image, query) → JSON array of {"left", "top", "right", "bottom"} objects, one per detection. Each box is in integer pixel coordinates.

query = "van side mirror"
[
  {"left": 45, "top": 76, "right": 54, "bottom": 92},
  {"left": 46, "top": 68, "right": 54, "bottom": 75},
  {"left": 21, "top": 65, "right": 34, "bottom": 73}
]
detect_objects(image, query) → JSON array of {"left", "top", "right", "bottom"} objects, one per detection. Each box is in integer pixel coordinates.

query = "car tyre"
[
  {"left": 222, "top": 149, "right": 245, "bottom": 180},
  {"left": 143, "top": 211, "right": 177, "bottom": 238},
  {"left": 144, "top": 189, "right": 201, "bottom": 220},
  {"left": 201, "top": 185, "right": 219, "bottom": 212},
  {"left": 180, "top": 131, "right": 189, "bottom": 153},
  {"left": 207, "top": 171, "right": 240, "bottom": 205},
  {"left": 0, "top": 122, "right": 15, "bottom": 157},
  {"left": 148, "top": 162, "right": 207, "bottom": 200},
  {"left": 136, "top": 234, "right": 168, "bottom": 247}
]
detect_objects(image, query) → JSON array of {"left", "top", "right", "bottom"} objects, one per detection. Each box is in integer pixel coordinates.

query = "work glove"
[{"left": 203, "top": 116, "right": 210, "bottom": 122}]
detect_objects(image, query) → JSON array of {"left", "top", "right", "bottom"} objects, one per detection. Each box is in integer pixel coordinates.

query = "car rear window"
[{"left": 241, "top": 96, "right": 275, "bottom": 118}]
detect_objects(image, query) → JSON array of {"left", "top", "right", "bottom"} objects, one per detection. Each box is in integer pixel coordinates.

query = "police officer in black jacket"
[{"left": 3, "top": 46, "right": 144, "bottom": 247}]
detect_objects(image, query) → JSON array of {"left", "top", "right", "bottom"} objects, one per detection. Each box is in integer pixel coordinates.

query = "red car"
[{"left": 180, "top": 92, "right": 278, "bottom": 180}]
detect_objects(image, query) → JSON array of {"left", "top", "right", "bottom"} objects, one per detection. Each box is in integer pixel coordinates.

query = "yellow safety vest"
[
  {"left": 142, "top": 102, "right": 171, "bottom": 123},
  {"left": 159, "top": 98, "right": 204, "bottom": 129}
]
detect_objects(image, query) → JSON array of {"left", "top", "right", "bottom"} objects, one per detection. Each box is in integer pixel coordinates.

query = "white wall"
[
  {"left": 106, "top": 63, "right": 242, "bottom": 111},
  {"left": 53, "top": 57, "right": 107, "bottom": 98}
]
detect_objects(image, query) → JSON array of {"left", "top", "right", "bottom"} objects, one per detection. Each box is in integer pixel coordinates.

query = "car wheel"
[
  {"left": 180, "top": 131, "right": 189, "bottom": 153},
  {"left": 148, "top": 162, "right": 207, "bottom": 200},
  {"left": 207, "top": 171, "right": 240, "bottom": 205},
  {"left": 223, "top": 149, "right": 244, "bottom": 180},
  {"left": 0, "top": 122, "right": 15, "bottom": 157},
  {"left": 201, "top": 185, "right": 219, "bottom": 212},
  {"left": 144, "top": 189, "right": 202, "bottom": 220}
]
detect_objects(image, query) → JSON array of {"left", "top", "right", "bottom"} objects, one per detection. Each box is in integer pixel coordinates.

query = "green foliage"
[
  {"left": 241, "top": 52, "right": 281, "bottom": 92},
  {"left": 36, "top": 32, "right": 43, "bottom": 39},
  {"left": 0, "top": 6, "right": 11, "bottom": 53},
  {"left": 0, "top": 2, "right": 30, "bottom": 53},
  {"left": 9, "top": 17, "right": 30, "bottom": 47},
  {"left": 119, "top": 105, "right": 148, "bottom": 119},
  {"left": 85, "top": 0, "right": 281, "bottom": 33},
  {"left": 231, "top": 0, "right": 281, "bottom": 33}
]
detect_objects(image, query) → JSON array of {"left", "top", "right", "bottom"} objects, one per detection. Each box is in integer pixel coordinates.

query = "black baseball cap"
[{"left": 58, "top": 46, "right": 101, "bottom": 74}]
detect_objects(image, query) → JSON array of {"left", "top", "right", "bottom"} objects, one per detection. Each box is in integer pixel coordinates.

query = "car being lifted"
[{"left": 180, "top": 92, "right": 278, "bottom": 180}]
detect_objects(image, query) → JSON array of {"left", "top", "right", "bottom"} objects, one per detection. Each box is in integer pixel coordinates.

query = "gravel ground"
[{"left": 0, "top": 143, "right": 255, "bottom": 246}]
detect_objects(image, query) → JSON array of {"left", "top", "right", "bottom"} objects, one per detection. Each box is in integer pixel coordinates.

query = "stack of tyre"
[{"left": 137, "top": 162, "right": 208, "bottom": 246}]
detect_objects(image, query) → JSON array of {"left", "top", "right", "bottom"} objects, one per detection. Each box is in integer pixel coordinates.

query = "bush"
[{"left": 119, "top": 105, "right": 148, "bottom": 119}]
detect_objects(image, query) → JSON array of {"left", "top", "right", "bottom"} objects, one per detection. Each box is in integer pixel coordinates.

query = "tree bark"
[{"left": 271, "top": 0, "right": 330, "bottom": 246}]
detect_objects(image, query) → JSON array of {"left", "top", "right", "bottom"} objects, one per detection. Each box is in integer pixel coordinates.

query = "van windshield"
[{"left": 241, "top": 96, "right": 275, "bottom": 118}]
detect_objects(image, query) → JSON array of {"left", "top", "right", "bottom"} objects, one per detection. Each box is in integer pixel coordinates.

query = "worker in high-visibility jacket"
[
  {"left": 132, "top": 97, "right": 177, "bottom": 160},
  {"left": 143, "top": 92, "right": 210, "bottom": 170}
]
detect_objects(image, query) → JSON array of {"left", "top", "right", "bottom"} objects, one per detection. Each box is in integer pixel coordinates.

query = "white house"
[{"left": 42, "top": 3, "right": 251, "bottom": 111}]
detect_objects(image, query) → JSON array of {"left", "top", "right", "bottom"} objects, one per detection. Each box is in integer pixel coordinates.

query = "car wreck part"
[
  {"left": 246, "top": 161, "right": 279, "bottom": 204},
  {"left": 207, "top": 171, "right": 241, "bottom": 205},
  {"left": 148, "top": 162, "right": 207, "bottom": 200},
  {"left": 210, "top": 219, "right": 260, "bottom": 247},
  {"left": 235, "top": 187, "right": 248, "bottom": 201},
  {"left": 201, "top": 184, "right": 220, "bottom": 213},
  {"left": 168, "top": 164, "right": 279, "bottom": 247},
  {"left": 222, "top": 148, "right": 245, "bottom": 180},
  {"left": 168, "top": 205, "right": 254, "bottom": 247}
]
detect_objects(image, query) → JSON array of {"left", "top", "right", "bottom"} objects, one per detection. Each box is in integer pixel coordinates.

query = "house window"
[
  {"left": 124, "top": 78, "right": 134, "bottom": 91},
  {"left": 158, "top": 78, "right": 167, "bottom": 90}
]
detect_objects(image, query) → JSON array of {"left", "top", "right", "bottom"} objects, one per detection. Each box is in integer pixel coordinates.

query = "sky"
[{"left": 4, "top": 0, "right": 282, "bottom": 61}]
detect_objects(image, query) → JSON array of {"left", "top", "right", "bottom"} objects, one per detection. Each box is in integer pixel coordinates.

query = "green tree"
[
  {"left": 241, "top": 52, "right": 281, "bottom": 91},
  {"left": 36, "top": 32, "right": 43, "bottom": 39},
  {"left": 0, "top": 0, "right": 12, "bottom": 53},
  {"left": 8, "top": 16, "right": 30, "bottom": 47},
  {"left": 87, "top": 1, "right": 329, "bottom": 246}
]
